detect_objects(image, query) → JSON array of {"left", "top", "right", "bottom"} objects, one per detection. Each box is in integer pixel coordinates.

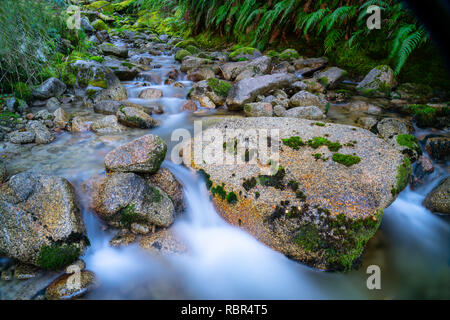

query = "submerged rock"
[
  {"left": 140, "top": 229, "right": 186, "bottom": 254},
  {"left": 91, "top": 115, "right": 126, "bottom": 134},
  {"left": 423, "top": 177, "right": 450, "bottom": 214},
  {"left": 0, "top": 172, "right": 88, "bottom": 268},
  {"left": 105, "top": 134, "right": 167, "bottom": 173},
  {"left": 185, "top": 117, "right": 408, "bottom": 270}
]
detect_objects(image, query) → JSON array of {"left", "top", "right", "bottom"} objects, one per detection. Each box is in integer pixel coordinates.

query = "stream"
[{"left": 1, "top": 42, "right": 449, "bottom": 300}]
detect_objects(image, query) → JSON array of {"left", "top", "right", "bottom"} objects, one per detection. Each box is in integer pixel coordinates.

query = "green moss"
[
  {"left": 121, "top": 62, "right": 134, "bottom": 68},
  {"left": 282, "top": 136, "right": 305, "bottom": 150},
  {"left": 119, "top": 204, "right": 144, "bottom": 229},
  {"left": 206, "top": 78, "right": 232, "bottom": 97},
  {"left": 151, "top": 187, "right": 162, "bottom": 203},
  {"left": 407, "top": 104, "right": 437, "bottom": 128},
  {"left": 175, "top": 49, "right": 190, "bottom": 62},
  {"left": 211, "top": 183, "right": 227, "bottom": 200},
  {"left": 229, "top": 47, "right": 257, "bottom": 60},
  {"left": 278, "top": 49, "right": 300, "bottom": 61},
  {"left": 37, "top": 244, "right": 80, "bottom": 271},
  {"left": 226, "top": 192, "right": 238, "bottom": 205},
  {"left": 243, "top": 177, "right": 257, "bottom": 191},
  {"left": 318, "top": 77, "right": 330, "bottom": 87},
  {"left": 266, "top": 50, "right": 279, "bottom": 58},
  {"left": 198, "top": 169, "right": 212, "bottom": 190},
  {"left": 287, "top": 180, "right": 299, "bottom": 191},
  {"left": 307, "top": 137, "right": 342, "bottom": 152},
  {"left": 313, "top": 153, "right": 322, "bottom": 160},
  {"left": 89, "top": 56, "right": 105, "bottom": 63},
  {"left": 396, "top": 134, "right": 421, "bottom": 153},
  {"left": 257, "top": 166, "right": 286, "bottom": 190},
  {"left": 314, "top": 122, "right": 325, "bottom": 127},
  {"left": 88, "top": 80, "right": 108, "bottom": 89},
  {"left": 391, "top": 157, "right": 412, "bottom": 196},
  {"left": 92, "top": 19, "right": 108, "bottom": 31},
  {"left": 295, "top": 209, "right": 384, "bottom": 271},
  {"left": 332, "top": 153, "right": 361, "bottom": 167},
  {"left": 185, "top": 45, "right": 200, "bottom": 54},
  {"left": 0, "top": 112, "right": 20, "bottom": 120},
  {"left": 175, "top": 40, "right": 197, "bottom": 49}
]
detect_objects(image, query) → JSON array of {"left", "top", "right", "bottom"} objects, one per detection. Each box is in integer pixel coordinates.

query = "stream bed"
[{"left": 1, "top": 47, "right": 449, "bottom": 300}]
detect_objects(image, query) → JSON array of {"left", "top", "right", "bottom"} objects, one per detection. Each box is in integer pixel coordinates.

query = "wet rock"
[
  {"left": 139, "top": 88, "right": 163, "bottom": 99},
  {"left": 5, "top": 98, "right": 18, "bottom": 112},
  {"left": 235, "top": 56, "right": 272, "bottom": 81},
  {"left": 71, "top": 116, "right": 91, "bottom": 132},
  {"left": 424, "top": 177, "right": 450, "bottom": 214},
  {"left": 129, "top": 53, "right": 153, "bottom": 65},
  {"left": 65, "top": 259, "right": 86, "bottom": 273},
  {"left": 226, "top": 74, "right": 296, "bottom": 110},
  {"left": 139, "top": 229, "right": 186, "bottom": 254},
  {"left": 412, "top": 155, "right": 434, "bottom": 188},
  {"left": 185, "top": 117, "right": 407, "bottom": 270},
  {"left": 0, "top": 159, "right": 6, "bottom": 183},
  {"left": 394, "top": 83, "right": 433, "bottom": 102},
  {"left": 8, "top": 131, "right": 35, "bottom": 144},
  {"left": 300, "top": 79, "right": 325, "bottom": 93},
  {"left": 91, "top": 115, "right": 126, "bottom": 134},
  {"left": 181, "top": 100, "right": 198, "bottom": 112},
  {"left": 425, "top": 136, "right": 450, "bottom": 162},
  {"left": 377, "top": 118, "right": 410, "bottom": 140},
  {"left": 34, "top": 109, "right": 54, "bottom": 121},
  {"left": 32, "top": 78, "right": 67, "bottom": 100},
  {"left": 0, "top": 172, "right": 88, "bottom": 267},
  {"left": 345, "top": 99, "right": 382, "bottom": 115},
  {"left": 220, "top": 61, "right": 248, "bottom": 81},
  {"left": 26, "top": 121, "right": 55, "bottom": 145},
  {"left": 89, "top": 172, "right": 175, "bottom": 228},
  {"left": 109, "top": 231, "right": 136, "bottom": 247},
  {"left": 99, "top": 43, "right": 128, "bottom": 58},
  {"left": 13, "top": 263, "right": 40, "bottom": 280},
  {"left": 94, "top": 100, "right": 122, "bottom": 115},
  {"left": 187, "top": 68, "right": 215, "bottom": 82},
  {"left": 80, "top": 18, "right": 94, "bottom": 34},
  {"left": 116, "top": 107, "right": 159, "bottom": 129},
  {"left": 283, "top": 106, "right": 325, "bottom": 120},
  {"left": 244, "top": 102, "right": 273, "bottom": 117},
  {"left": 180, "top": 57, "right": 213, "bottom": 73},
  {"left": 356, "top": 65, "right": 397, "bottom": 97},
  {"left": 45, "top": 270, "right": 98, "bottom": 300},
  {"left": 292, "top": 81, "right": 308, "bottom": 92},
  {"left": 356, "top": 117, "right": 378, "bottom": 131},
  {"left": 314, "top": 67, "right": 346, "bottom": 89},
  {"left": 289, "top": 90, "right": 325, "bottom": 109},
  {"left": 145, "top": 168, "right": 185, "bottom": 213},
  {"left": 72, "top": 60, "right": 127, "bottom": 101},
  {"left": 105, "top": 134, "right": 167, "bottom": 173},
  {"left": 229, "top": 47, "right": 262, "bottom": 62},
  {"left": 293, "top": 57, "right": 327, "bottom": 71},
  {"left": 53, "top": 108, "right": 69, "bottom": 129}
]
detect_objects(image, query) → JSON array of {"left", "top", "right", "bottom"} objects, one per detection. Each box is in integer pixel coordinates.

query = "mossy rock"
[
  {"left": 229, "top": 47, "right": 261, "bottom": 62},
  {"left": 278, "top": 49, "right": 300, "bottom": 61},
  {"left": 174, "top": 39, "right": 197, "bottom": 49},
  {"left": 92, "top": 19, "right": 108, "bottom": 31},
  {"left": 86, "top": 1, "right": 114, "bottom": 14},
  {"left": 406, "top": 104, "right": 437, "bottom": 128},
  {"left": 206, "top": 78, "right": 232, "bottom": 97},
  {"left": 185, "top": 45, "right": 200, "bottom": 55},
  {"left": 88, "top": 79, "right": 108, "bottom": 89},
  {"left": 175, "top": 49, "right": 190, "bottom": 62}
]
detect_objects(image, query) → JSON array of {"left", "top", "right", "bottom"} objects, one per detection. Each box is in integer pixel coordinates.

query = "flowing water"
[{"left": 1, "top": 49, "right": 449, "bottom": 300}]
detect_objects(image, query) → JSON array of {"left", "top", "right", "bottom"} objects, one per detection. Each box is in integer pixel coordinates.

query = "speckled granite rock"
[
  {"left": 45, "top": 270, "right": 98, "bottom": 300},
  {"left": 184, "top": 117, "right": 408, "bottom": 270},
  {"left": 424, "top": 177, "right": 449, "bottom": 214},
  {"left": 105, "top": 134, "right": 167, "bottom": 173},
  {"left": 145, "top": 168, "right": 185, "bottom": 213},
  {"left": 0, "top": 172, "right": 88, "bottom": 267},
  {"left": 84, "top": 172, "right": 175, "bottom": 228}
]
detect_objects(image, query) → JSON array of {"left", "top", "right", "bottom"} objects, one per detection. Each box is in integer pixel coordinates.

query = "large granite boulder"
[
  {"left": 226, "top": 74, "right": 296, "bottom": 110},
  {"left": 0, "top": 172, "right": 88, "bottom": 269},
  {"left": 116, "top": 106, "right": 159, "bottom": 129},
  {"left": 105, "top": 134, "right": 167, "bottom": 173},
  {"left": 184, "top": 117, "right": 409, "bottom": 270}
]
